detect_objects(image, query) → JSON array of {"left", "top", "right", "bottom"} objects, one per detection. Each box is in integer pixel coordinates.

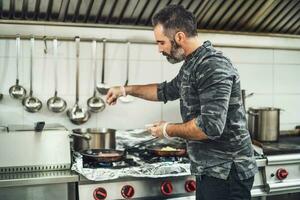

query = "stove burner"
[
  {"left": 83, "top": 158, "right": 140, "bottom": 169},
  {"left": 254, "top": 135, "right": 300, "bottom": 155}
]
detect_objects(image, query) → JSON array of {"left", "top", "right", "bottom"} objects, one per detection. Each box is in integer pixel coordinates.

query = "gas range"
[
  {"left": 73, "top": 130, "right": 195, "bottom": 200},
  {"left": 73, "top": 153, "right": 195, "bottom": 200}
]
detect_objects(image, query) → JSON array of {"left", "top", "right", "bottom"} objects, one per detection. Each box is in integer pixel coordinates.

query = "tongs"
[{"left": 126, "top": 137, "right": 160, "bottom": 152}]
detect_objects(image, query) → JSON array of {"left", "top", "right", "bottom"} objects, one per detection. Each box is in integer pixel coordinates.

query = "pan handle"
[{"left": 69, "top": 133, "right": 91, "bottom": 140}]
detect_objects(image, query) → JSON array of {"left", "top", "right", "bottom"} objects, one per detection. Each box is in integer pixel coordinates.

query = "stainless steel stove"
[{"left": 73, "top": 130, "right": 196, "bottom": 200}]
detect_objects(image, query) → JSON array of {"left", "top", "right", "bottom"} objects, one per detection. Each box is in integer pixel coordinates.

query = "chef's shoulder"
[{"left": 194, "top": 52, "right": 235, "bottom": 78}]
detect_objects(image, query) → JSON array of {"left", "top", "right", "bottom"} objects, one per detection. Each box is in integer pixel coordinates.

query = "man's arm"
[
  {"left": 148, "top": 119, "right": 208, "bottom": 140},
  {"left": 167, "top": 119, "right": 208, "bottom": 140},
  {"left": 106, "top": 84, "right": 158, "bottom": 105}
]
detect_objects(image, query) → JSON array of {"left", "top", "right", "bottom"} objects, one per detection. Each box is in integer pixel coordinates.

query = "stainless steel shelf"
[{"left": 0, "top": 170, "right": 78, "bottom": 188}]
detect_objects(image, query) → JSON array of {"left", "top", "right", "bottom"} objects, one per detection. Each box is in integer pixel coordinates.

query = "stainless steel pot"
[
  {"left": 248, "top": 107, "right": 281, "bottom": 142},
  {"left": 70, "top": 128, "right": 116, "bottom": 152}
]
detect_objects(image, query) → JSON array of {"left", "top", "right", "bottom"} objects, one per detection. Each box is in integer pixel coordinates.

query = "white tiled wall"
[{"left": 0, "top": 26, "right": 299, "bottom": 131}]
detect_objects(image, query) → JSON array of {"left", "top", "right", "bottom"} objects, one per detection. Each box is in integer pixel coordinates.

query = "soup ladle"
[
  {"left": 9, "top": 35, "right": 27, "bottom": 99},
  {"left": 67, "top": 37, "right": 90, "bottom": 125},
  {"left": 96, "top": 39, "right": 110, "bottom": 95},
  {"left": 47, "top": 38, "right": 67, "bottom": 113},
  {"left": 87, "top": 40, "right": 105, "bottom": 113},
  {"left": 22, "top": 37, "right": 42, "bottom": 113}
]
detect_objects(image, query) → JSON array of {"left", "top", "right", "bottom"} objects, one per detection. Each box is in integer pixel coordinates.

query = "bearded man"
[{"left": 106, "top": 5, "right": 257, "bottom": 200}]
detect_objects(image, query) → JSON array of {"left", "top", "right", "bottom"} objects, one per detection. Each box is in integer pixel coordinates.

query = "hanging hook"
[{"left": 43, "top": 36, "right": 48, "bottom": 54}]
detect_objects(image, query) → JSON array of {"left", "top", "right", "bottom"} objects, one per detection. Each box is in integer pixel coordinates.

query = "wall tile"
[
  {"left": 274, "top": 50, "right": 300, "bottom": 64},
  {"left": 222, "top": 47, "right": 273, "bottom": 64},
  {"left": 236, "top": 64, "right": 274, "bottom": 93},
  {"left": 274, "top": 64, "right": 300, "bottom": 93}
]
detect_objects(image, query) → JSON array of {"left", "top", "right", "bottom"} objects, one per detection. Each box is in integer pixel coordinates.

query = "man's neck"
[{"left": 184, "top": 37, "right": 202, "bottom": 57}]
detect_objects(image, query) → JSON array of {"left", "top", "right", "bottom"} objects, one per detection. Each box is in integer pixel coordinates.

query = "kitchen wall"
[{"left": 0, "top": 24, "right": 299, "bottom": 131}]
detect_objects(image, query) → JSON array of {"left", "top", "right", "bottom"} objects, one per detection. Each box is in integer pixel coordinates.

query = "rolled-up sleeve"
[
  {"left": 194, "top": 59, "right": 234, "bottom": 140},
  {"left": 157, "top": 73, "right": 181, "bottom": 103}
]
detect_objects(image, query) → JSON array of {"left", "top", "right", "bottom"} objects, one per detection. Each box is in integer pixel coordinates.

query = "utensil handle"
[
  {"left": 30, "top": 36, "right": 34, "bottom": 93},
  {"left": 101, "top": 39, "right": 106, "bottom": 84},
  {"left": 125, "top": 41, "right": 130, "bottom": 86},
  {"left": 16, "top": 35, "right": 20, "bottom": 80},
  {"left": 92, "top": 40, "right": 97, "bottom": 91},
  {"left": 75, "top": 37, "right": 80, "bottom": 104},
  {"left": 53, "top": 38, "right": 58, "bottom": 92}
]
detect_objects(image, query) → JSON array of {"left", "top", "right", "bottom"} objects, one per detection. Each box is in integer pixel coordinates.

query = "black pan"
[{"left": 81, "top": 149, "right": 125, "bottom": 163}]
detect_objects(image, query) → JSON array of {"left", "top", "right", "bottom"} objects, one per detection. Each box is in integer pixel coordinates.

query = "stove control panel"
[
  {"left": 93, "top": 187, "right": 107, "bottom": 200},
  {"left": 79, "top": 175, "right": 195, "bottom": 200},
  {"left": 121, "top": 185, "right": 135, "bottom": 199},
  {"left": 185, "top": 180, "right": 196, "bottom": 192},
  {"left": 276, "top": 168, "right": 288, "bottom": 180},
  {"left": 161, "top": 181, "right": 173, "bottom": 196}
]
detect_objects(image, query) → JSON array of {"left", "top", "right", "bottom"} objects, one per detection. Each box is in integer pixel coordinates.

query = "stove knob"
[
  {"left": 276, "top": 168, "right": 288, "bottom": 180},
  {"left": 161, "top": 181, "right": 173, "bottom": 196},
  {"left": 93, "top": 187, "right": 107, "bottom": 200},
  {"left": 121, "top": 185, "right": 135, "bottom": 199},
  {"left": 185, "top": 180, "right": 196, "bottom": 192}
]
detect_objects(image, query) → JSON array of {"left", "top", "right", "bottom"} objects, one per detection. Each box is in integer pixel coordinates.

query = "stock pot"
[
  {"left": 248, "top": 107, "right": 281, "bottom": 142},
  {"left": 70, "top": 128, "right": 116, "bottom": 151}
]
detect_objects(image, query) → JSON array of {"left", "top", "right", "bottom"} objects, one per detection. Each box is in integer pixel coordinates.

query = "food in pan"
[
  {"left": 98, "top": 152, "right": 120, "bottom": 157},
  {"left": 160, "top": 146, "right": 177, "bottom": 151}
]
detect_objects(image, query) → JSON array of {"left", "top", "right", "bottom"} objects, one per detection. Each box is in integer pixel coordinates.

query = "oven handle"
[
  {"left": 267, "top": 182, "right": 300, "bottom": 193},
  {"left": 267, "top": 154, "right": 300, "bottom": 165}
]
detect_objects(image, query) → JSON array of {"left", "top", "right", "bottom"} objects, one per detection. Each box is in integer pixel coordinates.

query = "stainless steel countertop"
[{"left": 0, "top": 170, "right": 79, "bottom": 188}]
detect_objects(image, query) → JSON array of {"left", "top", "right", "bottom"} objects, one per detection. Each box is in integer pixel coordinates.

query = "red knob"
[
  {"left": 93, "top": 187, "right": 107, "bottom": 200},
  {"left": 121, "top": 185, "right": 135, "bottom": 199},
  {"left": 161, "top": 181, "right": 173, "bottom": 196},
  {"left": 276, "top": 168, "right": 288, "bottom": 180},
  {"left": 185, "top": 180, "right": 196, "bottom": 192}
]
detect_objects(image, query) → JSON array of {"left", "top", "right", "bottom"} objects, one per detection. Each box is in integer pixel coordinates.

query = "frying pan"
[
  {"left": 81, "top": 149, "right": 125, "bottom": 163},
  {"left": 146, "top": 146, "right": 187, "bottom": 157}
]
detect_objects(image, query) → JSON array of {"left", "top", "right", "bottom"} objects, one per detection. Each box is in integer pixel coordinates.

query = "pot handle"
[
  {"left": 69, "top": 133, "right": 91, "bottom": 140},
  {"left": 247, "top": 110, "right": 259, "bottom": 116}
]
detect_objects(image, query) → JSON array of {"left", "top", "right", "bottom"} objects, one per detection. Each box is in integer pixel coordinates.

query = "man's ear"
[{"left": 175, "top": 32, "right": 186, "bottom": 44}]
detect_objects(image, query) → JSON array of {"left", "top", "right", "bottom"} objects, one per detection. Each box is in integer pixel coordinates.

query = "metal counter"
[{"left": 0, "top": 170, "right": 79, "bottom": 200}]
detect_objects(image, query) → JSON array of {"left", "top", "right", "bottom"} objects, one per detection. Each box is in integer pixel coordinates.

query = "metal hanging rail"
[
  {"left": 1, "top": 33, "right": 300, "bottom": 51},
  {"left": 0, "top": 34, "right": 155, "bottom": 45}
]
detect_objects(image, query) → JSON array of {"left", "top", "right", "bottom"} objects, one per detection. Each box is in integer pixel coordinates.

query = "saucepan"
[
  {"left": 81, "top": 149, "right": 125, "bottom": 163},
  {"left": 70, "top": 128, "right": 116, "bottom": 152}
]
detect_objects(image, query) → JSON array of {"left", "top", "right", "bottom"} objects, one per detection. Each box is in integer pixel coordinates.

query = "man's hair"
[{"left": 152, "top": 5, "right": 198, "bottom": 39}]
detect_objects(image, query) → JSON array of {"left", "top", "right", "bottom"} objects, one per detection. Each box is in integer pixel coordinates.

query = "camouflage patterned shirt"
[{"left": 157, "top": 41, "right": 258, "bottom": 180}]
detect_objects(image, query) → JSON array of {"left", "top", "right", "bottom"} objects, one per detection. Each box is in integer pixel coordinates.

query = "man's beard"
[{"left": 162, "top": 40, "right": 185, "bottom": 64}]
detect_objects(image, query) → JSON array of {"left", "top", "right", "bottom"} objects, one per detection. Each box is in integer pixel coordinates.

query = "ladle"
[
  {"left": 96, "top": 39, "right": 109, "bottom": 95},
  {"left": 120, "top": 41, "right": 134, "bottom": 103},
  {"left": 67, "top": 37, "right": 90, "bottom": 125},
  {"left": 22, "top": 37, "right": 42, "bottom": 113},
  {"left": 47, "top": 38, "right": 67, "bottom": 113},
  {"left": 87, "top": 40, "right": 105, "bottom": 113},
  {"left": 9, "top": 35, "right": 27, "bottom": 99}
]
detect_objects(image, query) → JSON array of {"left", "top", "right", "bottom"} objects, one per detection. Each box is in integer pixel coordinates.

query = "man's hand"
[
  {"left": 147, "top": 121, "right": 167, "bottom": 138},
  {"left": 106, "top": 86, "right": 123, "bottom": 105}
]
